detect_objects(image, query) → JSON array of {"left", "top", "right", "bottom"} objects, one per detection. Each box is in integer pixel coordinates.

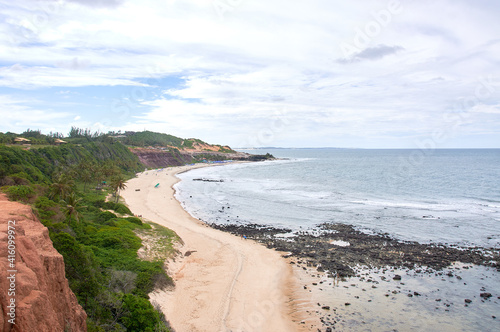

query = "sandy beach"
[{"left": 121, "top": 165, "right": 307, "bottom": 332}]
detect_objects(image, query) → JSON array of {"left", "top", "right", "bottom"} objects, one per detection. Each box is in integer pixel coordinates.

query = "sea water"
[
  {"left": 176, "top": 149, "right": 500, "bottom": 248},
  {"left": 174, "top": 149, "right": 500, "bottom": 330}
]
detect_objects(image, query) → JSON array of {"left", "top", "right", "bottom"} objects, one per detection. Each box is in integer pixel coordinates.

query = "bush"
[
  {"left": 9, "top": 172, "right": 32, "bottom": 184},
  {"left": 51, "top": 232, "right": 102, "bottom": 301},
  {"left": 133, "top": 261, "right": 171, "bottom": 297},
  {"left": 101, "top": 201, "right": 132, "bottom": 215},
  {"left": 126, "top": 217, "right": 142, "bottom": 226},
  {"left": 95, "top": 211, "right": 117, "bottom": 224},
  {"left": 103, "top": 219, "right": 118, "bottom": 227},
  {"left": 5, "top": 185, "right": 35, "bottom": 202},
  {"left": 34, "top": 196, "right": 61, "bottom": 225},
  {"left": 120, "top": 294, "right": 167, "bottom": 332},
  {"left": 90, "top": 198, "right": 105, "bottom": 208},
  {"left": 84, "top": 205, "right": 100, "bottom": 214},
  {"left": 92, "top": 227, "right": 142, "bottom": 250},
  {"left": 115, "top": 203, "right": 132, "bottom": 215}
]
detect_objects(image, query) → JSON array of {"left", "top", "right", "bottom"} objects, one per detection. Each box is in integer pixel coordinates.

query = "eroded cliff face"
[
  {"left": 130, "top": 147, "right": 253, "bottom": 169},
  {"left": 0, "top": 194, "right": 87, "bottom": 332},
  {"left": 131, "top": 148, "right": 193, "bottom": 168}
]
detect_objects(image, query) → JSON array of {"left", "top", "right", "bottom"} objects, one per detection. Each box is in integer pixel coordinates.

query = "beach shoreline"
[
  {"left": 122, "top": 162, "right": 500, "bottom": 331},
  {"left": 121, "top": 163, "right": 317, "bottom": 332}
]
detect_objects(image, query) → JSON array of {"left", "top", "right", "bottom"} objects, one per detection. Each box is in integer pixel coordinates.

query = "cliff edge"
[
  {"left": 0, "top": 193, "right": 87, "bottom": 332},
  {"left": 130, "top": 147, "right": 252, "bottom": 169}
]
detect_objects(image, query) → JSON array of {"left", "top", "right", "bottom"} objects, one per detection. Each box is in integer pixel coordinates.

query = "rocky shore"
[
  {"left": 211, "top": 221, "right": 500, "bottom": 331},
  {"left": 212, "top": 222, "right": 500, "bottom": 277}
]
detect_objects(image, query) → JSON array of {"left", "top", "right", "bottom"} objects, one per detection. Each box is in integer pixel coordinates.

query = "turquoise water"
[{"left": 176, "top": 149, "right": 500, "bottom": 248}]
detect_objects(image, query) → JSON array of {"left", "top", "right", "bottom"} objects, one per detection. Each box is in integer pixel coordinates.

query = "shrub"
[
  {"left": 120, "top": 294, "right": 167, "bottom": 332},
  {"left": 92, "top": 227, "right": 141, "bottom": 250},
  {"left": 51, "top": 232, "right": 102, "bottom": 301},
  {"left": 115, "top": 203, "right": 132, "bottom": 215},
  {"left": 90, "top": 198, "right": 105, "bottom": 208},
  {"left": 5, "top": 185, "right": 35, "bottom": 202},
  {"left": 126, "top": 217, "right": 142, "bottom": 226},
  {"left": 101, "top": 201, "right": 132, "bottom": 215},
  {"left": 95, "top": 211, "right": 117, "bottom": 224},
  {"left": 34, "top": 196, "right": 58, "bottom": 222},
  {"left": 103, "top": 219, "right": 118, "bottom": 227},
  {"left": 9, "top": 172, "right": 32, "bottom": 185}
]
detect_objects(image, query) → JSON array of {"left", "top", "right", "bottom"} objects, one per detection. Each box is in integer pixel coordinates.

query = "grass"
[{"left": 135, "top": 220, "right": 182, "bottom": 263}]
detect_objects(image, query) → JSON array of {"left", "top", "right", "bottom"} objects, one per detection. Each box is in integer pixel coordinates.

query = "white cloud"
[
  {"left": 0, "top": 95, "right": 73, "bottom": 133},
  {"left": 0, "top": 0, "right": 499, "bottom": 147}
]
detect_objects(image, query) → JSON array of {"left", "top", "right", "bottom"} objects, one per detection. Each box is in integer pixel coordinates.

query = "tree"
[
  {"left": 62, "top": 192, "right": 85, "bottom": 222},
  {"left": 49, "top": 173, "right": 74, "bottom": 200},
  {"left": 102, "top": 161, "right": 121, "bottom": 178},
  {"left": 74, "top": 160, "right": 95, "bottom": 192},
  {"left": 110, "top": 175, "right": 127, "bottom": 203}
]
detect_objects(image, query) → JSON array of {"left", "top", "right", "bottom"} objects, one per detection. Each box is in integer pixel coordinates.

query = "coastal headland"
[{"left": 121, "top": 164, "right": 311, "bottom": 332}]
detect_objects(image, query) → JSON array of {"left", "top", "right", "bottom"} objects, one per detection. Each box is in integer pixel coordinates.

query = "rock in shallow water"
[{"left": 480, "top": 292, "right": 492, "bottom": 299}]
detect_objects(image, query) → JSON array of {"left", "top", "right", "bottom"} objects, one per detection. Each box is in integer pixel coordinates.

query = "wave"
[{"left": 175, "top": 149, "right": 500, "bottom": 248}]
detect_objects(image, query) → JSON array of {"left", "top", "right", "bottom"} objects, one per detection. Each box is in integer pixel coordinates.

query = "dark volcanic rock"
[
  {"left": 210, "top": 222, "right": 500, "bottom": 278},
  {"left": 193, "top": 178, "right": 224, "bottom": 182},
  {"left": 480, "top": 293, "right": 492, "bottom": 299}
]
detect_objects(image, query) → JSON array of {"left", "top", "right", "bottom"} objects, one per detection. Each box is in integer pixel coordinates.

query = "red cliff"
[
  {"left": 0, "top": 194, "right": 87, "bottom": 332},
  {"left": 129, "top": 147, "right": 252, "bottom": 169},
  {"left": 130, "top": 147, "right": 193, "bottom": 168}
]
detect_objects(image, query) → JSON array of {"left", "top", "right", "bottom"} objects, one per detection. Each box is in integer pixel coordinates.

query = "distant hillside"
[
  {"left": 117, "top": 131, "right": 234, "bottom": 153},
  {"left": 0, "top": 128, "right": 274, "bottom": 172},
  {"left": 118, "top": 131, "right": 183, "bottom": 148},
  {"left": 0, "top": 141, "right": 143, "bottom": 186},
  {"left": 112, "top": 130, "right": 265, "bottom": 168}
]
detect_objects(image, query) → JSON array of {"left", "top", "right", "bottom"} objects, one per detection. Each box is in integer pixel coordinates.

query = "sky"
[{"left": 0, "top": 0, "right": 499, "bottom": 148}]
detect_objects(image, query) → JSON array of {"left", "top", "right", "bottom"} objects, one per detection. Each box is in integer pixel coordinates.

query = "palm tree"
[
  {"left": 62, "top": 192, "right": 85, "bottom": 222},
  {"left": 102, "top": 161, "right": 121, "bottom": 178},
  {"left": 110, "top": 175, "right": 127, "bottom": 203},
  {"left": 74, "top": 160, "right": 95, "bottom": 192},
  {"left": 49, "top": 173, "right": 74, "bottom": 200}
]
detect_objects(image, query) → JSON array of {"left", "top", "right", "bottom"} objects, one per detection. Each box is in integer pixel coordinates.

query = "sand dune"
[{"left": 121, "top": 165, "right": 300, "bottom": 332}]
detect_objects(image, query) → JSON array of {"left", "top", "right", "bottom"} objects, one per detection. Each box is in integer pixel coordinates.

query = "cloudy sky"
[{"left": 0, "top": 0, "right": 499, "bottom": 148}]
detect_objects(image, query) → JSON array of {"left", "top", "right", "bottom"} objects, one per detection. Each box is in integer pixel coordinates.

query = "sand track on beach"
[{"left": 121, "top": 166, "right": 299, "bottom": 332}]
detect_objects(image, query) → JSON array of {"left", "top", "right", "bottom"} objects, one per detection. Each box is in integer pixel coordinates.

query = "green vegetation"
[
  {"left": 4, "top": 185, "right": 35, "bottom": 202},
  {"left": 1, "top": 129, "right": 177, "bottom": 331},
  {"left": 117, "top": 131, "right": 236, "bottom": 153},
  {"left": 0, "top": 129, "right": 63, "bottom": 145},
  {"left": 135, "top": 222, "right": 181, "bottom": 263},
  {"left": 120, "top": 131, "right": 184, "bottom": 148},
  {"left": 215, "top": 145, "right": 233, "bottom": 153},
  {"left": 0, "top": 139, "right": 143, "bottom": 187}
]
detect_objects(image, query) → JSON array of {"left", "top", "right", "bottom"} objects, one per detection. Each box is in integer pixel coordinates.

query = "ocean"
[
  {"left": 175, "top": 148, "right": 500, "bottom": 248},
  {"left": 174, "top": 148, "right": 500, "bottom": 330}
]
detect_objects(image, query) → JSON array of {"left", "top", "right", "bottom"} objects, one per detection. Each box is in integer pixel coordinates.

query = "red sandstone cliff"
[
  {"left": 130, "top": 147, "right": 193, "bottom": 168},
  {"left": 129, "top": 147, "right": 251, "bottom": 169},
  {"left": 0, "top": 194, "right": 87, "bottom": 332}
]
